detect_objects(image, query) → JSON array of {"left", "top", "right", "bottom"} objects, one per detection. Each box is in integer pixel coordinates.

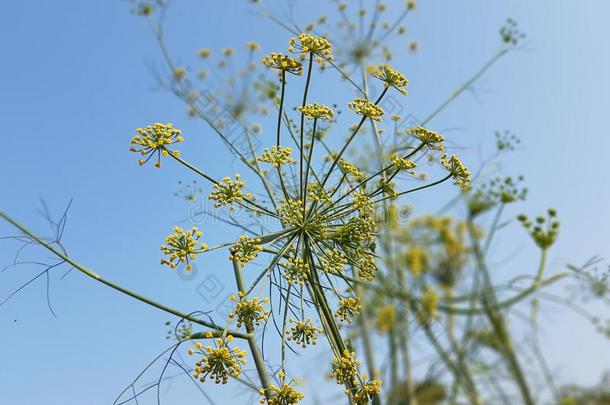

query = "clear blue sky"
[{"left": 1, "top": 1, "right": 609, "bottom": 404}]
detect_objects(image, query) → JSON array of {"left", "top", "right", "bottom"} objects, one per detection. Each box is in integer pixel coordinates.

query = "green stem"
[
  {"left": 0, "top": 211, "right": 250, "bottom": 339},
  {"left": 231, "top": 260, "right": 272, "bottom": 397},
  {"left": 299, "top": 53, "right": 314, "bottom": 200}
]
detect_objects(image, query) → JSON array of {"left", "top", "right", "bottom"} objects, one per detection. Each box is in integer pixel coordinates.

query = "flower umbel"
[
  {"left": 353, "top": 380, "right": 383, "bottom": 404},
  {"left": 229, "top": 236, "right": 264, "bottom": 265},
  {"left": 372, "top": 64, "right": 409, "bottom": 95},
  {"left": 129, "top": 122, "right": 183, "bottom": 167},
  {"left": 282, "top": 257, "right": 310, "bottom": 285},
  {"left": 332, "top": 349, "right": 360, "bottom": 385},
  {"left": 336, "top": 296, "right": 361, "bottom": 323},
  {"left": 391, "top": 154, "right": 416, "bottom": 172},
  {"left": 209, "top": 174, "right": 250, "bottom": 210},
  {"left": 289, "top": 33, "right": 333, "bottom": 61},
  {"left": 258, "top": 146, "right": 296, "bottom": 167},
  {"left": 320, "top": 248, "right": 347, "bottom": 274},
  {"left": 298, "top": 103, "right": 335, "bottom": 121},
  {"left": 160, "top": 226, "right": 207, "bottom": 271},
  {"left": 229, "top": 291, "right": 270, "bottom": 331},
  {"left": 287, "top": 318, "right": 323, "bottom": 348},
  {"left": 189, "top": 336, "right": 247, "bottom": 384},
  {"left": 409, "top": 126, "right": 445, "bottom": 150},
  {"left": 440, "top": 154, "right": 471, "bottom": 186},
  {"left": 262, "top": 53, "right": 303, "bottom": 75},
  {"left": 260, "top": 382, "right": 304, "bottom": 405},
  {"left": 348, "top": 98, "right": 384, "bottom": 121}
]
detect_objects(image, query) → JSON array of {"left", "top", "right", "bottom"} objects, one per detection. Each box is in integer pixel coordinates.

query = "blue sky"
[{"left": 1, "top": 1, "right": 610, "bottom": 404}]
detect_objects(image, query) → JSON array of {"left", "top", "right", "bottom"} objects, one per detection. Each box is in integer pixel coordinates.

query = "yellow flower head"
[
  {"left": 190, "top": 338, "right": 247, "bottom": 384},
  {"left": 331, "top": 349, "right": 360, "bottom": 385},
  {"left": 440, "top": 154, "right": 471, "bottom": 186},
  {"left": 320, "top": 248, "right": 347, "bottom": 274},
  {"left": 198, "top": 48, "right": 212, "bottom": 58},
  {"left": 289, "top": 33, "right": 333, "bottom": 60},
  {"left": 246, "top": 42, "right": 261, "bottom": 51},
  {"left": 372, "top": 64, "right": 409, "bottom": 95},
  {"left": 286, "top": 318, "right": 323, "bottom": 348},
  {"left": 278, "top": 199, "right": 305, "bottom": 228},
  {"left": 298, "top": 103, "right": 335, "bottom": 121},
  {"left": 260, "top": 382, "right": 304, "bottom": 405},
  {"left": 348, "top": 98, "right": 384, "bottom": 121},
  {"left": 376, "top": 304, "right": 397, "bottom": 333},
  {"left": 409, "top": 126, "right": 445, "bottom": 150},
  {"left": 406, "top": 245, "right": 429, "bottom": 277},
  {"left": 335, "top": 296, "right": 361, "bottom": 323},
  {"left": 353, "top": 380, "right": 383, "bottom": 405},
  {"left": 282, "top": 256, "right": 310, "bottom": 285},
  {"left": 262, "top": 53, "right": 303, "bottom": 75},
  {"left": 356, "top": 250, "right": 377, "bottom": 281},
  {"left": 338, "top": 159, "right": 365, "bottom": 181},
  {"left": 208, "top": 174, "right": 250, "bottom": 210},
  {"left": 418, "top": 284, "right": 438, "bottom": 324},
  {"left": 258, "top": 146, "right": 296, "bottom": 167},
  {"left": 229, "top": 236, "right": 264, "bottom": 265},
  {"left": 129, "top": 123, "right": 183, "bottom": 168},
  {"left": 353, "top": 190, "right": 374, "bottom": 216},
  {"left": 160, "top": 226, "right": 207, "bottom": 271},
  {"left": 391, "top": 154, "right": 417, "bottom": 172},
  {"left": 229, "top": 291, "right": 269, "bottom": 331}
]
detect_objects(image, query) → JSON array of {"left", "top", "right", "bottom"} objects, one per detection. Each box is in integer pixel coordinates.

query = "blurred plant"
[{"left": 3, "top": 2, "right": 606, "bottom": 405}]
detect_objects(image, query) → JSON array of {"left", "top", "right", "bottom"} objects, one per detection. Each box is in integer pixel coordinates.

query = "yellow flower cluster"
[
  {"left": 320, "top": 248, "right": 347, "bottom": 274},
  {"left": 391, "top": 154, "right": 416, "bottom": 172},
  {"left": 356, "top": 251, "right": 377, "bottom": 281},
  {"left": 198, "top": 48, "right": 211, "bottom": 58},
  {"left": 298, "top": 103, "right": 335, "bottom": 121},
  {"left": 258, "top": 146, "right": 296, "bottom": 167},
  {"left": 338, "top": 159, "right": 365, "bottom": 181},
  {"left": 160, "top": 226, "right": 207, "bottom": 271},
  {"left": 229, "top": 291, "right": 269, "bottom": 331},
  {"left": 331, "top": 349, "right": 360, "bottom": 385},
  {"left": 334, "top": 216, "right": 376, "bottom": 245},
  {"left": 376, "top": 304, "right": 397, "bottom": 333},
  {"left": 335, "top": 297, "right": 361, "bottom": 323},
  {"left": 410, "top": 126, "right": 445, "bottom": 150},
  {"left": 307, "top": 182, "right": 330, "bottom": 203},
  {"left": 348, "top": 98, "right": 384, "bottom": 121},
  {"left": 440, "top": 154, "right": 471, "bottom": 186},
  {"left": 353, "top": 191, "right": 374, "bottom": 216},
  {"left": 289, "top": 33, "right": 333, "bottom": 61},
  {"left": 282, "top": 257, "right": 310, "bottom": 285},
  {"left": 262, "top": 53, "right": 303, "bottom": 75},
  {"left": 287, "top": 318, "right": 323, "bottom": 348},
  {"left": 372, "top": 64, "right": 409, "bottom": 95},
  {"left": 278, "top": 199, "right": 305, "bottom": 228},
  {"left": 418, "top": 285, "right": 438, "bottom": 324},
  {"left": 378, "top": 179, "right": 398, "bottom": 199},
  {"left": 209, "top": 174, "right": 250, "bottom": 210},
  {"left": 353, "top": 380, "right": 383, "bottom": 405},
  {"left": 260, "top": 383, "right": 304, "bottom": 405},
  {"left": 229, "top": 236, "right": 264, "bottom": 265},
  {"left": 189, "top": 336, "right": 247, "bottom": 384},
  {"left": 129, "top": 122, "right": 183, "bottom": 168},
  {"left": 406, "top": 245, "right": 428, "bottom": 277}
]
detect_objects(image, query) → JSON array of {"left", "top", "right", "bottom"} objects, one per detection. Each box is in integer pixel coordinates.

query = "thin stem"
[
  {"left": 276, "top": 71, "right": 286, "bottom": 147},
  {"left": 0, "top": 211, "right": 250, "bottom": 339},
  {"left": 299, "top": 53, "right": 314, "bottom": 200},
  {"left": 231, "top": 260, "right": 272, "bottom": 397}
]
